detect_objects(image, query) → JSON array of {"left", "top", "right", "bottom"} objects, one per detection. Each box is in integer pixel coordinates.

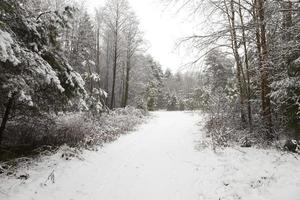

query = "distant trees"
[
  {"left": 145, "top": 68, "right": 207, "bottom": 111},
  {"left": 204, "top": 49, "right": 234, "bottom": 93},
  {"left": 136, "top": 56, "right": 164, "bottom": 111}
]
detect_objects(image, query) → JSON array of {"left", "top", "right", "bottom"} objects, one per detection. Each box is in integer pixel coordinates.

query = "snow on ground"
[{"left": 0, "top": 111, "right": 300, "bottom": 200}]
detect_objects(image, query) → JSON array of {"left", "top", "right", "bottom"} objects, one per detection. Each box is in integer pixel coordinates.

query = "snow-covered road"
[{"left": 1, "top": 111, "right": 300, "bottom": 200}]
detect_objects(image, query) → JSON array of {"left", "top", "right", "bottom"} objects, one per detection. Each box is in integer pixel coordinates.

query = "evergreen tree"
[{"left": 0, "top": 0, "right": 86, "bottom": 142}]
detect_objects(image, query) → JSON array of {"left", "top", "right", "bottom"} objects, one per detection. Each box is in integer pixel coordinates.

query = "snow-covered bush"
[
  {"left": 200, "top": 49, "right": 245, "bottom": 147},
  {"left": 178, "top": 99, "right": 186, "bottom": 111},
  {"left": 56, "top": 107, "right": 146, "bottom": 147},
  {"left": 1, "top": 107, "right": 147, "bottom": 154},
  {"left": 167, "top": 94, "right": 179, "bottom": 111}
]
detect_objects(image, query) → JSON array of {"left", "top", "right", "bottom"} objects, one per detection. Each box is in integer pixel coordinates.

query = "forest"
[
  {"left": 168, "top": 0, "right": 300, "bottom": 146},
  {"left": 0, "top": 0, "right": 206, "bottom": 153},
  {"left": 0, "top": 0, "right": 300, "bottom": 199}
]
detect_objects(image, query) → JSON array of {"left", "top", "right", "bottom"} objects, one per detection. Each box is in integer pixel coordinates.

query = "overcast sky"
[{"left": 85, "top": 0, "right": 199, "bottom": 72}]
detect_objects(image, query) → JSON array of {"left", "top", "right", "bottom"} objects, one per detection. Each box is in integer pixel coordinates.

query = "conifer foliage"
[{"left": 0, "top": 0, "right": 86, "bottom": 142}]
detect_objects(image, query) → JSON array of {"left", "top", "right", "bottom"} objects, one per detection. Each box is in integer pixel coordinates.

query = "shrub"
[
  {"left": 0, "top": 107, "right": 147, "bottom": 161},
  {"left": 167, "top": 95, "right": 178, "bottom": 111}
]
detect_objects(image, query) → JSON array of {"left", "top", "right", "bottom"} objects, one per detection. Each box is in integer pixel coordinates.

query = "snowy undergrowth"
[
  {"left": 196, "top": 113, "right": 300, "bottom": 199},
  {"left": 203, "top": 113, "right": 299, "bottom": 151},
  {"left": 53, "top": 106, "right": 147, "bottom": 148},
  {"left": 0, "top": 107, "right": 147, "bottom": 178}
]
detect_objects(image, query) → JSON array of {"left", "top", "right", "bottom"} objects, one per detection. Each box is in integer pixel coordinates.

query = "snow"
[
  {"left": 1, "top": 111, "right": 300, "bottom": 200},
  {"left": 29, "top": 42, "right": 38, "bottom": 52},
  {"left": 25, "top": 51, "right": 65, "bottom": 93},
  {"left": 88, "top": 60, "right": 96, "bottom": 66},
  {"left": 0, "top": 28, "right": 85, "bottom": 96},
  {"left": 18, "top": 90, "right": 33, "bottom": 106},
  {"left": 101, "top": 89, "right": 108, "bottom": 98},
  {"left": 90, "top": 73, "right": 100, "bottom": 82},
  {"left": 93, "top": 88, "right": 108, "bottom": 98},
  {"left": 82, "top": 60, "right": 95, "bottom": 67},
  {"left": 0, "top": 30, "right": 20, "bottom": 65}
]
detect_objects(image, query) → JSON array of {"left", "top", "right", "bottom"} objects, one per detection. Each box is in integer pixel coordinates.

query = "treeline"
[
  {"left": 0, "top": 0, "right": 163, "bottom": 148},
  {"left": 145, "top": 69, "right": 210, "bottom": 111},
  {"left": 171, "top": 0, "right": 300, "bottom": 142}
]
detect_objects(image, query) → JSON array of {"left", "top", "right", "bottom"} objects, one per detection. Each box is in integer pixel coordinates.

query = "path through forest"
[{"left": 1, "top": 111, "right": 300, "bottom": 200}]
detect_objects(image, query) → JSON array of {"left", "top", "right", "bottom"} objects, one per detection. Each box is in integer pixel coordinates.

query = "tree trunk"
[
  {"left": 88, "top": 62, "right": 93, "bottom": 95},
  {"left": 0, "top": 95, "right": 14, "bottom": 145},
  {"left": 110, "top": 4, "right": 121, "bottom": 109},
  {"left": 120, "top": 65, "right": 125, "bottom": 107},
  {"left": 255, "top": 0, "right": 273, "bottom": 137},
  {"left": 123, "top": 58, "right": 131, "bottom": 107},
  {"left": 95, "top": 27, "right": 106, "bottom": 106},
  {"left": 282, "top": 1, "right": 293, "bottom": 41},
  {"left": 104, "top": 36, "right": 110, "bottom": 106},
  {"left": 110, "top": 30, "right": 118, "bottom": 109},
  {"left": 281, "top": 1, "right": 293, "bottom": 66},
  {"left": 105, "top": 36, "right": 110, "bottom": 90},
  {"left": 224, "top": 0, "right": 247, "bottom": 124},
  {"left": 96, "top": 27, "right": 101, "bottom": 81},
  {"left": 238, "top": 0, "right": 253, "bottom": 131}
]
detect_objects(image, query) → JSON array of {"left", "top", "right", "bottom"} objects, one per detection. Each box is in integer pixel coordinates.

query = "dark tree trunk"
[
  {"left": 282, "top": 1, "right": 293, "bottom": 41},
  {"left": 88, "top": 62, "right": 94, "bottom": 95},
  {"left": 0, "top": 96, "right": 14, "bottom": 145},
  {"left": 256, "top": 0, "right": 273, "bottom": 137},
  {"left": 224, "top": 0, "right": 247, "bottom": 125},
  {"left": 110, "top": 5, "right": 121, "bottom": 109},
  {"left": 238, "top": 0, "right": 253, "bottom": 132},
  {"left": 110, "top": 32, "right": 118, "bottom": 109},
  {"left": 123, "top": 59, "right": 131, "bottom": 107},
  {"left": 105, "top": 37, "right": 110, "bottom": 106},
  {"left": 96, "top": 28, "right": 101, "bottom": 80}
]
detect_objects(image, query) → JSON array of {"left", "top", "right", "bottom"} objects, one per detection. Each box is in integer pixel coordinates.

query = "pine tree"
[{"left": 0, "top": 0, "right": 86, "bottom": 143}]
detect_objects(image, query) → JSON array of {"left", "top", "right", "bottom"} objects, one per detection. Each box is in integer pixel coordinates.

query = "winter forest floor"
[{"left": 0, "top": 111, "right": 300, "bottom": 200}]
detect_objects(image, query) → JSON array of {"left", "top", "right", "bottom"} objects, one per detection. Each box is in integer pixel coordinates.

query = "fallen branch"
[{"left": 43, "top": 170, "right": 55, "bottom": 186}]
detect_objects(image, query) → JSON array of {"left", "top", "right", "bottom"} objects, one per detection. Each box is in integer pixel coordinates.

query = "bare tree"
[
  {"left": 254, "top": 0, "right": 273, "bottom": 137},
  {"left": 237, "top": 0, "right": 253, "bottom": 131},
  {"left": 223, "top": 0, "right": 247, "bottom": 125},
  {"left": 122, "top": 12, "right": 143, "bottom": 107},
  {"left": 102, "top": 0, "right": 130, "bottom": 109}
]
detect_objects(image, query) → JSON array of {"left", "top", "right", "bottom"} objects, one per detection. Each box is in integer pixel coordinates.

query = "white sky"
[{"left": 84, "top": 0, "right": 199, "bottom": 72}]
